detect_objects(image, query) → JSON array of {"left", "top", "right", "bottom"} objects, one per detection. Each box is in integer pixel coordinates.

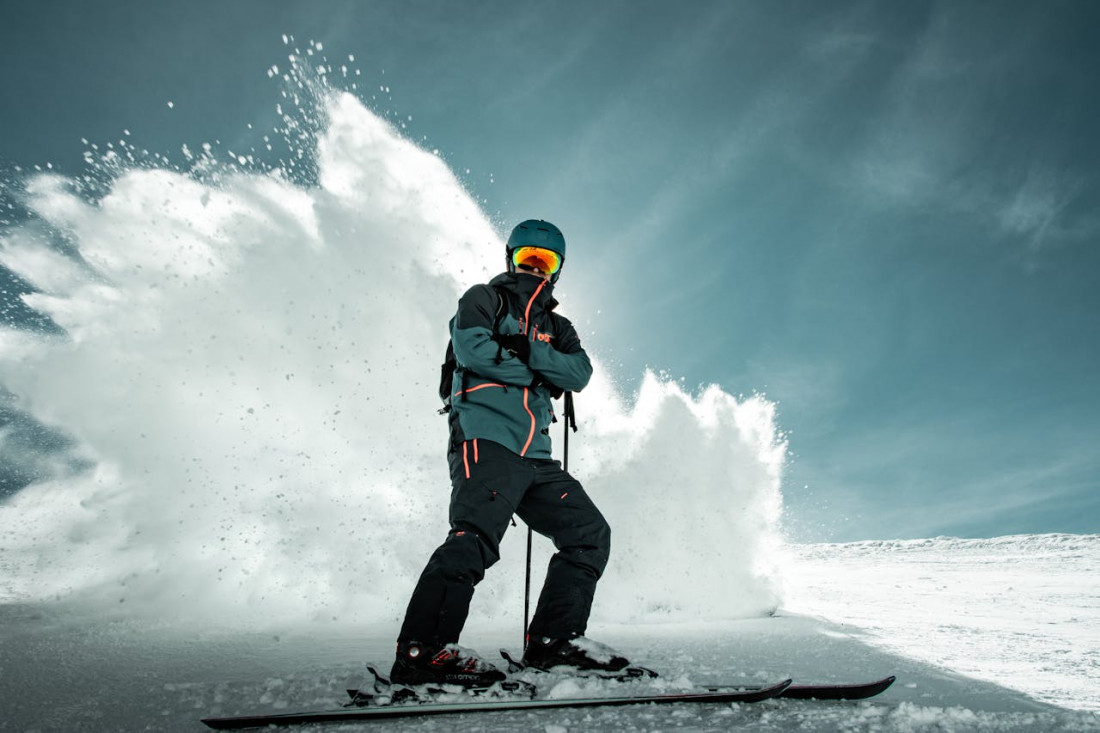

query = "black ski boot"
[
  {"left": 522, "top": 636, "right": 630, "bottom": 673},
  {"left": 390, "top": 641, "right": 508, "bottom": 687}
]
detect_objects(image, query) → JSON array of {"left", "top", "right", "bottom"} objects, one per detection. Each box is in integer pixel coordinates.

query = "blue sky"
[{"left": 1, "top": 0, "right": 1098, "bottom": 541}]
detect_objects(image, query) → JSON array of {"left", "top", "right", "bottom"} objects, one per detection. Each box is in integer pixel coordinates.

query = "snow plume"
[
  {"left": 0, "top": 52, "right": 784, "bottom": 629},
  {"left": 572, "top": 371, "right": 785, "bottom": 623}
]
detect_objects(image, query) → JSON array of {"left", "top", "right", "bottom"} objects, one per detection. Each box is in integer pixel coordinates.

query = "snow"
[
  {"left": 784, "top": 534, "right": 1100, "bottom": 713},
  {"left": 3, "top": 536, "right": 1099, "bottom": 731},
  {"left": 0, "top": 66, "right": 784, "bottom": 629},
  {"left": 2, "top": 581, "right": 1100, "bottom": 730},
  {"left": 569, "top": 636, "right": 622, "bottom": 665}
]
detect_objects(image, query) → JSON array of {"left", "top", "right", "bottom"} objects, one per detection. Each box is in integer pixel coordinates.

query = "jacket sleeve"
[
  {"left": 451, "top": 285, "right": 536, "bottom": 386},
  {"left": 527, "top": 314, "right": 593, "bottom": 392}
]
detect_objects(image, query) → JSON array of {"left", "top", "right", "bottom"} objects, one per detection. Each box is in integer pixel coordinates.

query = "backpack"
[{"left": 438, "top": 284, "right": 510, "bottom": 414}]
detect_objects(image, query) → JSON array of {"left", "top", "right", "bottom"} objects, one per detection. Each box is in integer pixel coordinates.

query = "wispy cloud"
[
  {"left": 794, "top": 401, "right": 1100, "bottom": 540},
  {"left": 844, "top": 1, "right": 1100, "bottom": 256},
  {"left": 996, "top": 166, "right": 1096, "bottom": 253},
  {"left": 877, "top": 452, "right": 1100, "bottom": 539},
  {"left": 538, "top": 3, "right": 886, "bottom": 260}
]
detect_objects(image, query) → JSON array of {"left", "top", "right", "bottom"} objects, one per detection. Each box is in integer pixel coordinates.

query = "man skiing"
[{"left": 391, "top": 219, "right": 627, "bottom": 686}]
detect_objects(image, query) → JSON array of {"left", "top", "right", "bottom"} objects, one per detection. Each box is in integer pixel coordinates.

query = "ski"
[
  {"left": 498, "top": 649, "right": 893, "bottom": 700},
  {"left": 499, "top": 647, "right": 659, "bottom": 681},
  {"left": 693, "top": 675, "right": 895, "bottom": 700},
  {"left": 770, "top": 675, "right": 896, "bottom": 700},
  {"left": 200, "top": 678, "right": 793, "bottom": 729}
]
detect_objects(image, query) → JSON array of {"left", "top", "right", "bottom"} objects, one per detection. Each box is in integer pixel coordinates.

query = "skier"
[{"left": 391, "top": 220, "right": 628, "bottom": 687}]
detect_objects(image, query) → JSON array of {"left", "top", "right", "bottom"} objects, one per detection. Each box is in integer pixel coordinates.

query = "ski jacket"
[{"left": 447, "top": 271, "right": 592, "bottom": 460}]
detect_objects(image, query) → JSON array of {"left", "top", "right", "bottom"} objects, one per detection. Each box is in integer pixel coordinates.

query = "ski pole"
[{"left": 524, "top": 524, "right": 532, "bottom": 651}]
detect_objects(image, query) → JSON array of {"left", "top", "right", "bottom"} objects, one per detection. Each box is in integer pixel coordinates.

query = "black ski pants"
[{"left": 398, "top": 439, "right": 611, "bottom": 645}]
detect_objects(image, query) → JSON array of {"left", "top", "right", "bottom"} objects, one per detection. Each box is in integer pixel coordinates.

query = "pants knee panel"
[{"left": 428, "top": 529, "right": 494, "bottom": 586}]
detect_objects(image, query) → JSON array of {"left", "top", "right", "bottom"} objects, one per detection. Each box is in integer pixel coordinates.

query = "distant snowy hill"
[{"left": 784, "top": 533, "right": 1100, "bottom": 713}]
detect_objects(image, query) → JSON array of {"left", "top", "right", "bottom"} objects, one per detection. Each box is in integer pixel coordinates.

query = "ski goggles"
[{"left": 511, "top": 246, "right": 562, "bottom": 275}]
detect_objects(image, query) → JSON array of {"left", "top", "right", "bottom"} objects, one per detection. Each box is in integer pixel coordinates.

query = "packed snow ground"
[
  {"left": 0, "top": 607, "right": 1092, "bottom": 733},
  {"left": 3, "top": 535, "right": 1098, "bottom": 732}
]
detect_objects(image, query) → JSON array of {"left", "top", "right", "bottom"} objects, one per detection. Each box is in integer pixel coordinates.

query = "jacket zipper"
[{"left": 522, "top": 279, "right": 547, "bottom": 335}]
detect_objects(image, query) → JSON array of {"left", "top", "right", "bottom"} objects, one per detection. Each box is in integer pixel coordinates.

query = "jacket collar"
[{"left": 489, "top": 271, "right": 559, "bottom": 311}]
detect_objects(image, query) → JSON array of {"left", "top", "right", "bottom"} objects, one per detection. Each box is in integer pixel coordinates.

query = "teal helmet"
[{"left": 506, "top": 219, "right": 566, "bottom": 283}]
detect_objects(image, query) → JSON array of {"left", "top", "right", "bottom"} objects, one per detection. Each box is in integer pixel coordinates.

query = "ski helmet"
[{"left": 506, "top": 219, "right": 566, "bottom": 283}]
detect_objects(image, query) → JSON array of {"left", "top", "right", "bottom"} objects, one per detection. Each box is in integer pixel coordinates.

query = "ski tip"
[
  {"left": 781, "top": 674, "right": 897, "bottom": 700},
  {"left": 853, "top": 674, "right": 896, "bottom": 698},
  {"left": 620, "top": 665, "right": 659, "bottom": 679},
  {"left": 762, "top": 679, "right": 794, "bottom": 695},
  {"left": 741, "top": 678, "right": 793, "bottom": 703},
  {"left": 858, "top": 675, "right": 896, "bottom": 694}
]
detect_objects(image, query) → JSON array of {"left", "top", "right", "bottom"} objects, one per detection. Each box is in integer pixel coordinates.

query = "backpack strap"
[{"left": 491, "top": 284, "right": 510, "bottom": 324}]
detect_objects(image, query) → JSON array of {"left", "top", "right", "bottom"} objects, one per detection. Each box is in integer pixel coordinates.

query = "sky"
[{"left": 1, "top": 0, "right": 1098, "bottom": 543}]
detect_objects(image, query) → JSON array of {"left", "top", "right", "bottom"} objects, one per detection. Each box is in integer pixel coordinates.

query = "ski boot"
[
  {"left": 521, "top": 635, "right": 631, "bottom": 673},
  {"left": 390, "top": 640, "right": 508, "bottom": 688}
]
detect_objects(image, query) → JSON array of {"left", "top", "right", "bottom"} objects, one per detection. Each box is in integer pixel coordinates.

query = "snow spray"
[{"left": 0, "top": 42, "right": 785, "bottom": 629}]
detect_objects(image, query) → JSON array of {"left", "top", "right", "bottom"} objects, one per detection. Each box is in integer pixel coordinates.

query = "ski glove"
[
  {"left": 533, "top": 375, "right": 565, "bottom": 400},
  {"left": 492, "top": 333, "right": 531, "bottom": 364}
]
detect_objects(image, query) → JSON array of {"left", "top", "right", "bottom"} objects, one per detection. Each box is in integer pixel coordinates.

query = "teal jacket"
[{"left": 447, "top": 272, "right": 592, "bottom": 459}]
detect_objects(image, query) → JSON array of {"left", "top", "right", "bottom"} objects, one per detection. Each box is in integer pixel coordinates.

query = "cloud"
[
  {"left": 791, "top": 397, "right": 1100, "bottom": 540},
  {"left": 875, "top": 452, "right": 1099, "bottom": 539},
  {"left": 996, "top": 167, "right": 1097, "bottom": 253},
  {"left": 537, "top": 4, "right": 886, "bottom": 264},
  {"left": 843, "top": 2, "right": 1100, "bottom": 255}
]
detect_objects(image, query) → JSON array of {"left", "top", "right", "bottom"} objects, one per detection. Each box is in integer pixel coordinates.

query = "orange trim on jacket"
[
  {"left": 520, "top": 387, "right": 536, "bottom": 456},
  {"left": 454, "top": 382, "right": 505, "bottom": 397},
  {"left": 522, "top": 279, "right": 547, "bottom": 335}
]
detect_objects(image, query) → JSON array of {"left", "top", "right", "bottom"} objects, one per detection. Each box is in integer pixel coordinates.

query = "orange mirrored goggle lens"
[{"left": 511, "top": 246, "right": 562, "bottom": 274}]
